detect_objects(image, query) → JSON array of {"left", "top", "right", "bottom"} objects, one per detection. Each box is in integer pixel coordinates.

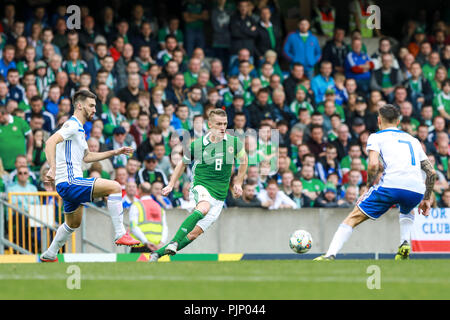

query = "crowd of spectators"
[{"left": 0, "top": 0, "right": 450, "bottom": 212}]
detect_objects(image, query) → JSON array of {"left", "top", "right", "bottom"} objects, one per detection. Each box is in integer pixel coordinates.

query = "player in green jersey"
[{"left": 149, "top": 109, "right": 248, "bottom": 261}]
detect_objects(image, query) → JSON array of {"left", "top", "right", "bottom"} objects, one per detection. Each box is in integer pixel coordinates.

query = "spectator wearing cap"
[
  {"left": 347, "top": 96, "right": 378, "bottom": 133},
  {"left": 314, "top": 182, "right": 340, "bottom": 208},
  {"left": 407, "top": 26, "right": 426, "bottom": 58},
  {"left": 247, "top": 88, "right": 276, "bottom": 129},
  {"left": 136, "top": 154, "right": 168, "bottom": 186},
  {"left": 106, "top": 126, "right": 136, "bottom": 168},
  {"left": 283, "top": 18, "right": 321, "bottom": 80},
  {"left": 311, "top": 60, "right": 335, "bottom": 104},
  {"left": 350, "top": 117, "right": 367, "bottom": 140},
  {"left": 344, "top": 38, "right": 374, "bottom": 94}
]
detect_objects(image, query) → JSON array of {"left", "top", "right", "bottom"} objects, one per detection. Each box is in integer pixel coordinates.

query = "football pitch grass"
[{"left": 1, "top": 260, "right": 450, "bottom": 300}]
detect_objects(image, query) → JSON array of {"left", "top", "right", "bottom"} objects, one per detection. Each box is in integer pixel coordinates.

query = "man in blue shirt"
[
  {"left": 312, "top": 60, "right": 335, "bottom": 104},
  {"left": 344, "top": 38, "right": 374, "bottom": 94},
  {"left": 283, "top": 18, "right": 321, "bottom": 80},
  {"left": 6, "top": 69, "right": 25, "bottom": 103},
  {"left": 0, "top": 45, "right": 17, "bottom": 79}
]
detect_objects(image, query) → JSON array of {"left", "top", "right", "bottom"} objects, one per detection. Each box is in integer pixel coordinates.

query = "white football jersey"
[
  {"left": 55, "top": 116, "right": 88, "bottom": 186},
  {"left": 366, "top": 127, "right": 428, "bottom": 194}
]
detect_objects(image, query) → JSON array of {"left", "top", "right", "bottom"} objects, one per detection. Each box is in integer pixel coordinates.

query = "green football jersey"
[
  {"left": 0, "top": 115, "right": 31, "bottom": 171},
  {"left": 183, "top": 133, "right": 245, "bottom": 201}
]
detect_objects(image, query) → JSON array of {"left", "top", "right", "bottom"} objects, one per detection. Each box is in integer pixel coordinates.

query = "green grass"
[{"left": 1, "top": 260, "right": 450, "bottom": 299}]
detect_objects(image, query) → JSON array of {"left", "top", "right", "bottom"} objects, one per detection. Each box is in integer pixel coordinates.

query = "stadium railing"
[{"left": 0, "top": 192, "right": 75, "bottom": 255}]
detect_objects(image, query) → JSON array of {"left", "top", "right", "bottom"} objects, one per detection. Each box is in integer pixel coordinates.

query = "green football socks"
[
  {"left": 177, "top": 236, "right": 192, "bottom": 251},
  {"left": 155, "top": 210, "right": 204, "bottom": 256},
  {"left": 172, "top": 209, "right": 204, "bottom": 243}
]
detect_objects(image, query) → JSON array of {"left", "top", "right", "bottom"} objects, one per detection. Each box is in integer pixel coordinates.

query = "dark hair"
[
  {"left": 30, "top": 95, "right": 43, "bottom": 103},
  {"left": 72, "top": 90, "right": 97, "bottom": 107},
  {"left": 378, "top": 104, "right": 400, "bottom": 123},
  {"left": 310, "top": 124, "right": 323, "bottom": 132},
  {"left": 257, "top": 87, "right": 271, "bottom": 96},
  {"left": 7, "top": 68, "right": 19, "bottom": 75}
]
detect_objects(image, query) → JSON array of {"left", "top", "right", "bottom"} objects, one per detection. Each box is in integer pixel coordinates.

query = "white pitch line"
[{"left": 0, "top": 274, "right": 449, "bottom": 284}]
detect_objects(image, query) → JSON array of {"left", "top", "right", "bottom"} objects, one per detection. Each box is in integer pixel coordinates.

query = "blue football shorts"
[
  {"left": 357, "top": 186, "right": 423, "bottom": 220},
  {"left": 56, "top": 177, "right": 97, "bottom": 213}
]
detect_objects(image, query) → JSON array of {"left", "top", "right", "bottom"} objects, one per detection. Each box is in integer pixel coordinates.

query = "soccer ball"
[{"left": 289, "top": 230, "right": 313, "bottom": 254}]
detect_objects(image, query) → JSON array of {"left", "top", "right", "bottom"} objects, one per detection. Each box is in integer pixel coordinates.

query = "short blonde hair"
[{"left": 208, "top": 108, "right": 227, "bottom": 120}]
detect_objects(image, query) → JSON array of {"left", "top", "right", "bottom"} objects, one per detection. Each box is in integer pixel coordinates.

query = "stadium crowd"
[{"left": 0, "top": 0, "right": 450, "bottom": 213}]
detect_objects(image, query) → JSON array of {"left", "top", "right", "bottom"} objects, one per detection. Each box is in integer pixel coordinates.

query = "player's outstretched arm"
[
  {"left": 418, "top": 159, "right": 438, "bottom": 216},
  {"left": 83, "top": 146, "right": 134, "bottom": 163},
  {"left": 162, "top": 161, "right": 186, "bottom": 196},
  {"left": 232, "top": 151, "right": 248, "bottom": 198},
  {"left": 44, "top": 132, "right": 64, "bottom": 183}
]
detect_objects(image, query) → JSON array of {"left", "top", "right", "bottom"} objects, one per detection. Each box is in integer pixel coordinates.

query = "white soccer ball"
[{"left": 289, "top": 229, "right": 313, "bottom": 254}]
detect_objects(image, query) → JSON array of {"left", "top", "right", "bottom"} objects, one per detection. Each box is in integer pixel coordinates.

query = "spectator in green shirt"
[
  {"left": 422, "top": 51, "right": 442, "bottom": 83},
  {"left": 182, "top": 0, "right": 209, "bottom": 57},
  {"left": 184, "top": 57, "right": 201, "bottom": 88},
  {"left": 340, "top": 142, "right": 368, "bottom": 175},
  {"left": 299, "top": 165, "right": 325, "bottom": 202},
  {"left": 433, "top": 79, "right": 450, "bottom": 120},
  {"left": 158, "top": 16, "right": 184, "bottom": 50}
]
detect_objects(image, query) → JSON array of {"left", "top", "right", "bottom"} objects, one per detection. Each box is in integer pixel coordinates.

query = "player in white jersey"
[
  {"left": 40, "top": 90, "right": 140, "bottom": 262},
  {"left": 315, "top": 104, "right": 437, "bottom": 261}
]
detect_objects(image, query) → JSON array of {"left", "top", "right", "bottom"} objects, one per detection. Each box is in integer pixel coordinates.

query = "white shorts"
[{"left": 190, "top": 185, "right": 224, "bottom": 232}]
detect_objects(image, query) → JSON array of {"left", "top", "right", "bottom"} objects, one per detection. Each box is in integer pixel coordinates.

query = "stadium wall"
[{"left": 79, "top": 208, "right": 401, "bottom": 254}]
